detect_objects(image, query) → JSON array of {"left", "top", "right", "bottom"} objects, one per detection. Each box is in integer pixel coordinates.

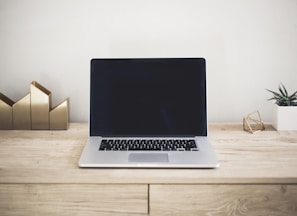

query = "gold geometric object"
[
  {"left": 243, "top": 110, "right": 265, "bottom": 134},
  {"left": 50, "top": 98, "right": 69, "bottom": 130},
  {"left": 30, "top": 81, "right": 52, "bottom": 130},
  {"left": 13, "top": 93, "right": 31, "bottom": 129},
  {"left": 0, "top": 80, "right": 69, "bottom": 130},
  {"left": 0, "top": 93, "right": 14, "bottom": 129}
]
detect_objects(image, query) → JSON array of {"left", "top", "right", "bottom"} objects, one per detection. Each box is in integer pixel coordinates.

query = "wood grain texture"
[
  {"left": 0, "top": 184, "right": 148, "bottom": 216},
  {"left": 1, "top": 123, "right": 297, "bottom": 215},
  {"left": 0, "top": 123, "right": 296, "bottom": 184},
  {"left": 150, "top": 184, "right": 297, "bottom": 216}
]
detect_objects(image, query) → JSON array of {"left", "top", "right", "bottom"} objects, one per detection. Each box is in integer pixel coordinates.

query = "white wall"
[{"left": 1, "top": 0, "right": 297, "bottom": 122}]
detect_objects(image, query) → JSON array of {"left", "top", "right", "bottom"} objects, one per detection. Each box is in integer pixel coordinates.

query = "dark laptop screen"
[{"left": 90, "top": 58, "right": 207, "bottom": 136}]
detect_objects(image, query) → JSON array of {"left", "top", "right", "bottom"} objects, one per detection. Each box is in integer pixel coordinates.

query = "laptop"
[{"left": 78, "top": 58, "right": 219, "bottom": 168}]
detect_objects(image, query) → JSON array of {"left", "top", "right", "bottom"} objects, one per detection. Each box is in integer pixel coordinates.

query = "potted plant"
[{"left": 267, "top": 83, "right": 297, "bottom": 131}]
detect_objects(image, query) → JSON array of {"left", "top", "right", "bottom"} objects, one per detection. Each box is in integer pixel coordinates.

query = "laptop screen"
[{"left": 90, "top": 58, "right": 207, "bottom": 137}]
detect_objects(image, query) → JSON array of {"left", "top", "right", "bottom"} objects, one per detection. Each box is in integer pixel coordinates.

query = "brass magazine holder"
[{"left": 0, "top": 81, "right": 69, "bottom": 130}]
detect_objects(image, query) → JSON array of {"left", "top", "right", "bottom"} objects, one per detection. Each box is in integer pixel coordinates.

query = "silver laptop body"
[{"left": 79, "top": 58, "right": 219, "bottom": 168}]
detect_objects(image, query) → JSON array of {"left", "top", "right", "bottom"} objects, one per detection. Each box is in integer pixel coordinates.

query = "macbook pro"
[{"left": 78, "top": 58, "right": 219, "bottom": 168}]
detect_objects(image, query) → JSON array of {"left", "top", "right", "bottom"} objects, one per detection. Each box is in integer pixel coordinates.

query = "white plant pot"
[{"left": 272, "top": 104, "right": 297, "bottom": 131}]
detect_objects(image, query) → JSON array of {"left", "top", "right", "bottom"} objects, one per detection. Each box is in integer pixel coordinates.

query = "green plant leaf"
[
  {"left": 266, "top": 83, "right": 297, "bottom": 106},
  {"left": 289, "top": 90, "right": 297, "bottom": 98},
  {"left": 280, "top": 83, "right": 288, "bottom": 96},
  {"left": 266, "top": 89, "right": 282, "bottom": 98}
]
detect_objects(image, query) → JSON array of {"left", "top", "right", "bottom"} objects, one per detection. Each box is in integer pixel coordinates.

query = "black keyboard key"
[{"left": 99, "top": 139, "right": 199, "bottom": 151}]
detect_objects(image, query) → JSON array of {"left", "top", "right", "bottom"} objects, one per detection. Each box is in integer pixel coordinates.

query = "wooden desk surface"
[{"left": 0, "top": 123, "right": 297, "bottom": 184}]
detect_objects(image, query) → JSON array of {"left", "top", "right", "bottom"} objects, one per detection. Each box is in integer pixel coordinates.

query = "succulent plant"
[{"left": 267, "top": 83, "right": 297, "bottom": 106}]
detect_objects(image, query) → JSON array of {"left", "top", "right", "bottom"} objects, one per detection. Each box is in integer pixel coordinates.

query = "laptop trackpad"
[{"left": 128, "top": 153, "right": 169, "bottom": 163}]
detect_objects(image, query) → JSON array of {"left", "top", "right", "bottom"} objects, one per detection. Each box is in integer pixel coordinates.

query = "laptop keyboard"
[{"left": 99, "top": 139, "right": 199, "bottom": 151}]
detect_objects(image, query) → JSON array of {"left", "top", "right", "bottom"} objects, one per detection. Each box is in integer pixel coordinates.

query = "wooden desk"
[{"left": 0, "top": 123, "right": 297, "bottom": 216}]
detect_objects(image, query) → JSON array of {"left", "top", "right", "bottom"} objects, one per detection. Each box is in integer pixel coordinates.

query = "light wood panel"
[
  {"left": 150, "top": 184, "right": 297, "bottom": 216},
  {"left": 1, "top": 123, "right": 297, "bottom": 215},
  {"left": 0, "top": 184, "right": 148, "bottom": 216},
  {"left": 0, "top": 123, "right": 296, "bottom": 184}
]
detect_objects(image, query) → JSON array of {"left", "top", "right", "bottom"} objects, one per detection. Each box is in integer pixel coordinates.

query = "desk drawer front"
[
  {"left": 150, "top": 184, "right": 297, "bottom": 216},
  {"left": 0, "top": 184, "right": 148, "bottom": 216}
]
